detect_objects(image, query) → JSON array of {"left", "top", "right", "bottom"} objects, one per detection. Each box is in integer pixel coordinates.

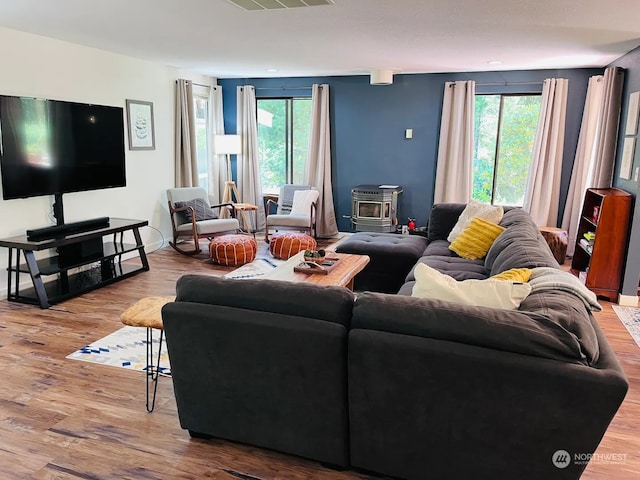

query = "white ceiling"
[{"left": 1, "top": 0, "right": 639, "bottom": 79}]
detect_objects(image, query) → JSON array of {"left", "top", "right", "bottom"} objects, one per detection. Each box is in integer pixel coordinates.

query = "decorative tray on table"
[{"left": 293, "top": 256, "right": 341, "bottom": 275}]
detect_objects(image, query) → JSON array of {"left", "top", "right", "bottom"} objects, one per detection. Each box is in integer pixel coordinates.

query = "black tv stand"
[
  {"left": 26, "top": 217, "right": 110, "bottom": 240},
  {"left": 0, "top": 217, "right": 149, "bottom": 308}
]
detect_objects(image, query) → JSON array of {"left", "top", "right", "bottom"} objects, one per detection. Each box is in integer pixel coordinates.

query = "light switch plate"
[{"left": 405, "top": 128, "right": 413, "bottom": 139}]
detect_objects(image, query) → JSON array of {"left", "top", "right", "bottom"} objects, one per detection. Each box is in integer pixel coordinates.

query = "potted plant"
[{"left": 303, "top": 249, "right": 326, "bottom": 264}]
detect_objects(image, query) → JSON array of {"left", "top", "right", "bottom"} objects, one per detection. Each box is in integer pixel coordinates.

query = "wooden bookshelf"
[{"left": 570, "top": 188, "right": 631, "bottom": 301}]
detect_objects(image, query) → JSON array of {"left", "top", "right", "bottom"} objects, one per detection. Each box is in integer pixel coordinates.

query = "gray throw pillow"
[{"left": 174, "top": 198, "right": 219, "bottom": 222}]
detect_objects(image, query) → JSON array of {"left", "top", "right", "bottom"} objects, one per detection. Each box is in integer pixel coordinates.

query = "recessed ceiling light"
[
  {"left": 266, "top": 68, "right": 279, "bottom": 72},
  {"left": 487, "top": 60, "right": 503, "bottom": 65}
]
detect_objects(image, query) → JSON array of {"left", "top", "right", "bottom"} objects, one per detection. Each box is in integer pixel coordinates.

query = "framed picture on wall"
[
  {"left": 619, "top": 137, "right": 635, "bottom": 180},
  {"left": 625, "top": 91, "right": 639, "bottom": 136},
  {"left": 126, "top": 99, "right": 155, "bottom": 150}
]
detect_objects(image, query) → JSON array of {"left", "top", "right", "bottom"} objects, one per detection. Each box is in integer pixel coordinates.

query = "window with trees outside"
[
  {"left": 473, "top": 94, "right": 541, "bottom": 206},
  {"left": 193, "top": 90, "right": 209, "bottom": 192},
  {"left": 257, "top": 97, "right": 312, "bottom": 195}
]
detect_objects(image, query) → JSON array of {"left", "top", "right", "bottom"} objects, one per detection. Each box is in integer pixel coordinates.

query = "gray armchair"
[
  {"left": 167, "top": 187, "right": 239, "bottom": 255},
  {"left": 264, "top": 184, "right": 318, "bottom": 242}
]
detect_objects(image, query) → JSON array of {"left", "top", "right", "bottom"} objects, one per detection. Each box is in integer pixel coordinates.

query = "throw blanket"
[
  {"left": 279, "top": 184, "right": 310, "bottom": 214},
  {"left": 529, "top": 267, "right": 602, "bottom": 312}
]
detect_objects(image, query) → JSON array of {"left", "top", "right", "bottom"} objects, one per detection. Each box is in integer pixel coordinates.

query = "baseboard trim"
[{"left": 618, "top": 294, "right": 639, "bottom": 307}]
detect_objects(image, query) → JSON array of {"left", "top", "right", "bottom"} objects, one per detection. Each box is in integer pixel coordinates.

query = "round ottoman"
[
  {"left": 269, "top": 232, "right": 317, "bottom": 260},
  {"left": 210, "top": 234, "right": 258, "bottom": 266}
]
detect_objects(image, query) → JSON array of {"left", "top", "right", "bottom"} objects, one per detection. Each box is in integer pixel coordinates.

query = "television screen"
[{"left": 0, "top": 95, "right": 126, "bottom": 200}]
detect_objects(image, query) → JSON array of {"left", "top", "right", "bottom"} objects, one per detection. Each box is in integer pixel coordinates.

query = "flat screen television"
[{"left": 0, "top": 95, "right": 126, "bottom": 202}]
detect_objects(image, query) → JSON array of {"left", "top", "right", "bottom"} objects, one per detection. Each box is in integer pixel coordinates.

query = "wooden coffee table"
[{"left": 262, "top": 251, "right": 369, "bottom": 290}]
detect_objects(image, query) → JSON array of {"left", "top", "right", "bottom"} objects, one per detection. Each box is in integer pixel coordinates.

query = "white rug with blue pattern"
[
  {"left": 223, "top": 242, "right": 286, "bottom": 279},
  {"left": 612, "top": 305, "right": 640, "bottom": 349},
  {"left": 66, "top": 326, "right": 170, "bottom": 375}
]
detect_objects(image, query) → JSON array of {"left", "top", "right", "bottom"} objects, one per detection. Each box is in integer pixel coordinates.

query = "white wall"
[{"left": 0, "top": 27, "right": 206, "bottom": 296}]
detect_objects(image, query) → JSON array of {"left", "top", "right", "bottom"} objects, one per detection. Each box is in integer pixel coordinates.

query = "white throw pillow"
[
  {"left": 411, "top": 263, "right": 531, "bottom": 310},
  {"left": 290, "top": 189, "right": 319, "bottom": 216},
  {"left": 447, "top": 200, "right": 504, "bottom": 243}
]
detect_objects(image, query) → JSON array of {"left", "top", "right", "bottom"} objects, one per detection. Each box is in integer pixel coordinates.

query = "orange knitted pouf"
[
  {"left": 269, "top": 232, "right": 317, "bottom": 260},
  {"left": 210, "top": 234, "right": 258, "bottom": 266}
]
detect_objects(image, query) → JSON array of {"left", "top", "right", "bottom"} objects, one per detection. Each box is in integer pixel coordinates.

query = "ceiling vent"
[{"left": 228, "top": 0, "right": 334, "bottom": 10}]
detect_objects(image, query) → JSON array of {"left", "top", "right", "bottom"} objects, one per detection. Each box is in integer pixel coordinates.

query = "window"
[
  {"left": 193, "top": 90, "right": 209, "bottom": 192},
  {"left": 473, "top": 94, "right": 541, "bottom": 206},
  {"left": 257, "top": 97, "right": 312, "bottom": 194}
]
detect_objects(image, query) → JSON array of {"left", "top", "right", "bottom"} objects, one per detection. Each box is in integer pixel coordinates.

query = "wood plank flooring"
[{"left": 0, "top": 239, "right": 639, "bottom": 479}]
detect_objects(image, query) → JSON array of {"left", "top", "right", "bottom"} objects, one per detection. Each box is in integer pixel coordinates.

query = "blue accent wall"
[
  {"left": 611, "top": 46, "right": 640, "bottom": 296},
  {"left": 220, "top": 68, "right": 600, "bottom": 232}
]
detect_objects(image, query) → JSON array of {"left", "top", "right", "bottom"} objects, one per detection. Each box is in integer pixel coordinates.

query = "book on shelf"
[{"left": 579, "top": 238, "right": 593, "bottom": 254}]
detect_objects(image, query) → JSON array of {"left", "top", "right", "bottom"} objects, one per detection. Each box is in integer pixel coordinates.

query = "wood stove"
[{"left": 350, "top": 185, "right": 403, "bottom": 232}]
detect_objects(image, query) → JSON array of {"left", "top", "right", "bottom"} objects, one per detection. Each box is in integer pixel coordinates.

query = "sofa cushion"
[
  {"left": 353, "top": 292, "right": 595, "bottom": 365},
  {"left": 447, "top": 200, "right": 504, "bottom": 243},
  {"left": 485, "top": 209, "right": 558, "bottom": 275},
  {"left": 427, "top": 203, "right": 467, "bottom": 242},
  {"left": 336, "top": 232, "right": 428, "bottom": 260},
  {"left": 406, "top": 255, "right": 488, "bottom": 282},
  {"left": 487, "top": 230, "right": 558, "bottom": 275},
  {"left": 422, "top": 239, "right": 456, "bottom": 257},
  {"left": 411, "top": 263, "right": 531, "bottom": 310},
  {"left": 497, "top": 207, "right": 538, "bottom": 229},
  {"left": 449, "top": 217, "right": 505, "bottom": 260},
  {"left": 397, "top": 281, "right": 414, "bottom": 296},
  {"left": 174, "top": 274, "right": 355, "bottom": 327}
]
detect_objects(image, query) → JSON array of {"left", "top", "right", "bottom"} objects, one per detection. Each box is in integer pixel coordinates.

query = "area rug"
[
  {"left": 612, "top": 305, "right": 640, "bottom": 349},
  {"left": 66, "top": 326, "right": 170, "bottom": 375},
  {"left": 223, "top": 243, "right": 287, "bottom": 279}
]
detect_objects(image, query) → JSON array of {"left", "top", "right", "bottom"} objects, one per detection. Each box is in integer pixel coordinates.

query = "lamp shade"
[{"left": 212, "top": 134, "right": 242, "bottom": 155}]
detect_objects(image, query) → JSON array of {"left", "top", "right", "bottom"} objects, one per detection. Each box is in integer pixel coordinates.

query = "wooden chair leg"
[{"left": 169, "top": 236, "right": 201, "bottom": 256}]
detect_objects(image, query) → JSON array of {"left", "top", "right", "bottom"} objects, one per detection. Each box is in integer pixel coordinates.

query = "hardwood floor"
[{"left": 0, "top": 239, "right": 638, "bottom": 479}]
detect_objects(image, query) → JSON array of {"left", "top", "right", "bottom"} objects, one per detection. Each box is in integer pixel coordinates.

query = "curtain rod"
[
  {"left": 254, "top": 86, "right": 313, "bottom": 91},
  {"left": 474, "top": 81, "right": 543, "bottom": 87},
  {"left": 176, "top": 80, "right": 218, "bottom": 89}
]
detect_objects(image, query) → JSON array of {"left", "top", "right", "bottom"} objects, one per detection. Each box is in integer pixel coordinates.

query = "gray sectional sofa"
[{"left": 162, "top": 203, "right": 628, "bottom": 480}]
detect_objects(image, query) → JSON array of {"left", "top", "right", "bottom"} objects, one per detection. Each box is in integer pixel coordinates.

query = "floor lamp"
[{"left": 213, "top": 134, "right": 242, "bottom": 205}]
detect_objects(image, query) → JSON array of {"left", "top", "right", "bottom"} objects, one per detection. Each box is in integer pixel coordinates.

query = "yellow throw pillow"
[
  {"left": 447, "top": 200, "right": 504, "bottom": 243},
  {"left": 449, "top": 217, "right": 505, "bottom": 260},
  {"left": 491, "top": 268, "right": 532, "bottom": 282}
]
